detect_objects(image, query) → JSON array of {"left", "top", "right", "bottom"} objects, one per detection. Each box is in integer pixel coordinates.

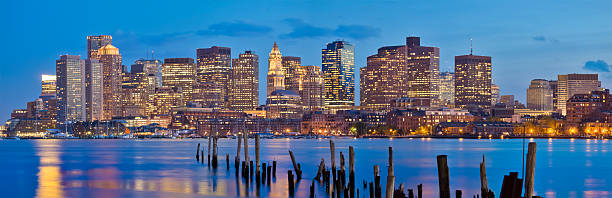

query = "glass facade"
[{"left": 322, "top": 41, "right": 355, "bottom": 108}]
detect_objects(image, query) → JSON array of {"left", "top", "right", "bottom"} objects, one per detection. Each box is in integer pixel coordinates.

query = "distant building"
[
  {"left": 454, "top": 54, "right": 492, "bottom": 109},
  {"left": 266, "top": 90, "right": 302, "bottom": 119},
  {"left": 267, "top": 42, "right": 285, "bottom": 96},
  {"left": 361, "top": 45, "right": 406, "bottom": 110},
  {"left": 566, "top": 90, "right": 610, "bottom": 123},
  {"left": 41, "top": 74, "right": 56, "bottom": 97},
  {"left": 282, "top": 56, "right": 301, "bottom": 93},
  {"left": 87, "top": 35, "right": 112, "bottom": 59},
  {"left": 196, "top": 46, "right": 232, "bottom": 107},
  {"left": 500, "top": 95, "right": 515, "bottom": 107},
  {"left": 491, "top": 84, "right": 500, "bottom": 105},
  {"left": 230, "top": 51, "right": 259, "bottom": 111},
  {"left": 439, "top": 72, "right": 455, "bottom": 107},
  {"left": 85, "top": 59, "right": 103, "bottom": 121},
  {"left": 121, "top": 70, "right": 156, "bottom": 117},
  {"left": 405, "top": 37, "right": 440, "bottom": 107},
  {"left": 297, "top": 65, "right": 325, "bottom": 111},
  {"left": 56, "top": 55, "right": 86, "bottom": 123},
  {"left": 151, "top": 86, "right": 183, "bottom": 116},
  {"left": 132, "top": 59, "right": 162, "bottom": 87},
  {"left": 557, "top": 74, "right": 601, "bottom": 115},
  {"left": 162, "top": 58, "right": 195, "bottom": 104},
  {"left": 548, "top": 80, "right": 558, "bottom": 111},
  {"left": 98, "top": 44, "right": 123, "bottom": 120},
  {"left": 526, "top": 79, "right": 553, "bottom": 111},
  {"left": 322, "top": 41, "right": 355, "bottom": 109}
]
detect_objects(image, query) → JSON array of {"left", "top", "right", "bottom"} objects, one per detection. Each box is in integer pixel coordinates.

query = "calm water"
[{"left": 0, "top": 138, "right": 610, "bottom": 198}]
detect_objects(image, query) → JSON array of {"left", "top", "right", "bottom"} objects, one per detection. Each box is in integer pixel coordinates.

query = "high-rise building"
[
  {"left": 557, "top": 74, "right": 601, "bottom": 115},
  {"left": 266, "top": 90, "right": 302, "bottom": 119},
  {"left": 56, "top": 55, "right": 86, "bottom": 123},
  {"left": 282, "top": 56, "right": 301, "bottom": 93},
  {"left": 526, "top": 79, "right": 554, "bottom": 111},
  {"left": 151, "top": 86, "right": 183, "bottom": 116},
  {"left": 405, "top": 37, "right": 440, "bottom": 107},
  {"left": 98, "top": 44, "right": 123, "bottom": 120},
  {"left": 162, "top": 58, "right": 195, "bottom": 105},
  {"left": 121, "top": 68, "right": 156, "bottom": 117},
  {"left": 454, "top": 54, "right": 492, "bottom": 109},
  {"left": 230, "top": 51, "right": 259, "bottom": 111},
  {"left": 500, "top": 95, "right": 515, "bottom": 107},
  {"left": 297, "top": 65, "right": 324, "bottom": 111},
  {"left": 439, "top": 72, "right": 455, "bottom": 107},
  {"left": 360, "top": 45, "right": 406, "bottom": 110},
  {"left": 41, "top": 74, "right": 56, "bottom": 97},
  {"left": 548, "top": 80, "right": 558, "bottom": 110},
  {"left": 196, "top": 46, "right": 231, "bottom": 107},
  {"left": 132, "top": 59, "right": 162, "bottom": 87},
  {"left": 267, "top": 42, "right": 285, "bottom": 96},
  {"left": 322, "top": 41, "right": 355, "bottom": 108},
  {"left": 85, "top": 59, "right": 103, "bottom": 121},
  {"left": 491, "top": 84, "right": 500, "bottom": 105},
  {"left": 87, "top": 35, "right": 112, "bottom": 59}
]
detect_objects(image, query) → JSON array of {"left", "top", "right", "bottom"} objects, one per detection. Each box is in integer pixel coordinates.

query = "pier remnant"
[{"left": 437, "top": 155, "right": 450, "bottom": 198}]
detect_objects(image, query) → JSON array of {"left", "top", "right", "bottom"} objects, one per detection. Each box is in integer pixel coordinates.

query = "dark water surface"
[{"left": 0, "top": 138, "right": 610, "bottom": 198}]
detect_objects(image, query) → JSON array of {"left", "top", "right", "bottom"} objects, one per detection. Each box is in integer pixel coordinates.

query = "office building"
[
  {"left": 56, "top": 55, "right": 86, "bottom": 123},
  {"left": 162, "top": 58, "right": 195, "bottom": 104},
  {"left": 439, "top": 72, "right": 455, "bottom": 107},
  {"left": 491, "top": 84, "right": 500, "bottom": 105},
  {"left": 87, "top": 35, "right": 112, "bottom": 59},
  {"left": 454, "top": 54, "right": 492, "bottom": 109},
  {"left": 98, "top": 44, "right": 123, "bottom": 120},
  {"left": 230, "top": 51, "right": 259, "bottom": 111},
  {"left": 41, "top": 75, "right": 56, "bottom": 97},
  {"left": 297, "top": 65, "right": 324, "bottom": 111},
  {"left": 360, "top": 45, "right": 406, "bottom": 110},
  {"left": 266, "top": 90, "right": 302, "bottom": 119},
  {"left": 322, "top": 41, "right": 355, "bottom": 108},
  {"left": 132, "top": 59, "right": 162, "bottom": 87},
  {"left": 267, "top": 42, "right": 285, "bottom": 96},
  {"left": 526, "top": 79, "right": 554, "bottom": 111},
  {"left": 557, "top": 74, "right": 601, "bottom": 115},
  {"left": 282, "top": 56, "right": 301, "bottom": 93},
  {"left": 196, "top": 46, "right": 231, "bottom": 107},
  {"left": 85, "top": 59, "right": 103, "bottom": 121},
  {"left": 405, "top": 37, "right": 440, "bottom": 107}
]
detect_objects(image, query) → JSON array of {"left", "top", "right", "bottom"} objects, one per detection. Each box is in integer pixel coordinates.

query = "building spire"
[
  {"left": 470, "top": 38, "right": 473, "bottom": 55},
  {"left": 272, "top": 41, "right": 279, "bottom": 52}
]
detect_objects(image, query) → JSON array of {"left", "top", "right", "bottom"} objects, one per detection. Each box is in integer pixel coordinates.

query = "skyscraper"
[
  {"left": 454, "top": 53, "right": 492, "bottom": 109},
  {"left": 41, "top": 74, "right": 56, "bottom": 97},
  {"left": 557, "top": 74, "right": 601, "bottom": 115},
  {"left": 85, "top": 59, "right": 103, "bottom": 121},
  {"left": 230, "top": 51, "right": 259, "bottom": 111},
  {"left": 360, "top": 45, "right": 406, "bottom": 110},
  {"left": 87, "top": 35, "right": 112, "bottom": 59},
  {"left": 98, "top": 44, "right": 123, "bottom": 120},
  {"left": 162, "top": 58, "right": 195, "bottom": 105},
  {"left": 196, "top": 46, "right": 231, "bottom": 107},
  {"left": 526, "top": 79, "right": 554, "bottom": 111},
  {"left": 297, "top": 65, "right": 324, "bottom": 111},
  {"left": 322, "top": 41, "right": 355, "bottom": 108},
  {"left": 491, "top": 84, "right": 500, "bottom": 105},
  {"left": 439, "top": 72, "right": 455, "bottom": 107},
  {"left": 121, "top": 66, "right": 156, "bottom": 117},
  {"left": 267, "top": 42, "right": 285, "bottom": 96},
  {"left": 56, "top": 55, "right": 86, "bottom": 123},
  {"left": 282, "top": 56, "right": 301, "bottom": 93},
  {"left": 405, "top": 37, "right": 440, "bottom": 107},
  {"left": 132, "top": 59, "right": 162, "bottom": 88}
]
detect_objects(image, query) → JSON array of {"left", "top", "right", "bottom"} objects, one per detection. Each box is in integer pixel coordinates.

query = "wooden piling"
[
  {"left": 340, "top": 151, "right": 346, "bottom": 172},
  {"left": 255, "top": 134, "right": 261, "bottom": 175},
  {"left": 480, "top": 155, "right": 488, "bottom": 198},
  {"left": 408, "top": 189, "right": 414, "bottom": 198},
  {"left": 288, "top": 171, "right": 295, "bottom": 197},
  {"left": 236, "top": 133, "right": 242, "bottom": 169},
  {"left": 316, "top": 158, "right": 325, "bottom": 181},
  {"left": 330, "top": 140, "right": 336, "bottom": 181},
  {"left": 369, "top": 182, "right": 374, "bottom": 198},
  {"left": 212, "top": 135, "right": 218, "bottom": 168},
  {"left": 418, "top": 184, "right": 423, "bottom": 198},
  {"left": 267, "top": 165, "right": 272, "bottom": 184},
  {"left": 374, "top": 165, "right": 381, "bottom": 198},
  {"left": 524, "top": 142, "right": 537, "bottom": 198},
  {"left": 273, "top": 161, "right": 277, "bottom": 178},
  {"left": 310, "top": 180, "right": 315, "bottom": 198},
  {"left": 243, "top": 131, "right": 249, "bottom": 163},
  {"left": 456, "top": 190, "right": 462, "bottom": 198},
  {"left": 289, "top": 150, "right": 302, "bottom": 178},
  {"left": 226, "top": 154, "right": 229, "bottom": 170},
  {"left": 262, "top": 162, "right": 267, "bottom": 184},
  {"left": 196, "top": 143, "right": 200, "bottom": 161},
  {"left": 250, "top": 160, "right": 254, "bottom": 180},
  {"left": 349, "top": 146, "right": 355, "bottom": 198},
  {"left": 437, "top": 155, "right": 450, "bottom": 198},
  {"left": 386, "top": 147, "right": 394, "bottom": 198},
  {"left": 207, "top": 132, "right": 211, "bottom": 164},
  {"left": 201, "top": 150, "right": 204, "bottom": 164}
]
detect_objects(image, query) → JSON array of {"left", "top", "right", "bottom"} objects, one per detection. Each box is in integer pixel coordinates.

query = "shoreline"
[{"left": 5, "top": 135, "right": 610, "bottom": 140}]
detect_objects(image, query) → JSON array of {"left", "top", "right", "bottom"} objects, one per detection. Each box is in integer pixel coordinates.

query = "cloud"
[
  {"left": 532, "top": 35, "right": 559, "bottom": 43},
  {"left": 197, "top": 21, "right": 273, "bottom": 37},
  {"left": 583, "top": 60, "right": 611, "bottom": 72},
  {"left": 281, "top": 18, "right": 380, "bottom": 40}
]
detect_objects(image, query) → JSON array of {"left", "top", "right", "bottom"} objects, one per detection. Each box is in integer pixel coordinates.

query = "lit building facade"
[
  {"left": 85, "top": 59, "right": 103, "bottom": 121},
  {"left": 162, "top": 58, "right": 195, "bottom": 104},
  {"left": 360, "top": 45, "right": 406, "bottom": 110},
  {"left": 266, "top": 90, "right": 302, "bottom": 119},
  {"left": 56, "top": 55, "right": 86, "bottom": 123},
  {"left": 98, "top": 44, "right": 123, "bottom": 120},
  {"left": 454, "top": 54, "right": 492, "bottom": 109},
  {"left": 439, "top": 72, "right": 455, "bottom": 107},
  {"left": 151, "top": 86, "right": 183, "bottom": 116},
  {"left": 322, "top": 41, "right": 355, "bottom": 108},
  {"left": 196, "top": 46, "right": 231, "bottom": 107},
  {"left": 566, "top": 90, "right": 610, "bottom": 123},
  {"left": 282, "top": 56, "right": 301, "bottom": 93},
  {"left": 267, "top": 42, "right": 285, "bottom": 96},
  {"left": 526, "top": 79, "right": 553, "bottom": 111},
  {"left": 491, "top": 84, "right": 500, "bottom": 105},
  {"left": 121, "top": 70, "right": 156, "bottom": 117},
  {"left": 132, "top": 59, "right": 162, "bottom": 87},
  {"left": 297, "top": 65, "right": 325, "bottom": 111},
  {"left": 405, "top": 37, "right": 440, "bottom": 107},
  {"left": 87, "top": 35, "right": 112, "bottom": 59},
  {"left": 41, "top": 75, "right": 56, "bottom": 97},
  {"left": 230, "top": 51, "right": 259, "bottom": 111},
  {"left": 557, "top": 74, "right": 601, "bottom": 115}
]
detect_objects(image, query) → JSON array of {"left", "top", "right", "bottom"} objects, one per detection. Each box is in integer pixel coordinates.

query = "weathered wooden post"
[
  {"left": 369, "top": 182, "right": 374, "bottom": 198},
  {"left": 262, "top": 162, "right": 267, "bottom": 184},
  {"left": 330, "top": 139, "right": 336, "bottom": 182},
  {"left": 374, "top": 165, "right": 381, "bottom": 198},
  {"left": 236, "top": 133, "right": 242, "bottom": 170},
  {"left": 243, "top": 131, "right": 249, "bottom": 164},
  {"left": 417, "top": 184, "right": 423, "bottom": 198},
  {"left": 212, "top": 135, "right": 218, "bottom": 168},
  {"left": 289, "top": 150, "right": 302, "bottom": 178},
  {"left": 288, "top": 171, "right": 295, "bottom": 197},
  {"left": 267, "top": 165, "right": 272, "bottom": 184},
  {"left": 316, "top": 158, "right": 325, "bottom": 181},
  {"left": 250, "top": 160, "right": 254, "bottom": 180},
  {"left": 386, "top": 147, "right": 394, "bottom": 198},
  {"left": 226, "top": 154, "right": 229, "bottom": 170},
  {"left": 456, "top": 190, "right": 462, "bottom": 198},
  {"left": 208, "top": 132, "right": 212, "bottom": 165},
  {"left": 196, "top": 143, "right": 200, "bottom": 161},
  {"left": 273, "top": 161, "right": 277, "bottom": 178},
  {"left": 524, "top": 142, "right": 537, "bottom": 198},
  {"left": 310, "top": 180, "right": 315, "bottom": 198},
  {"left": 480, "top": 155, "right": 489, "bottom": 198},
  {"left": 255, "top": 134, "right": 261, "bottom": 180},
  {"left": 437, "top": 155, "right": 450, "bottom": 198},
  {"left": 201, "top": 150, "right": 204, "bottom": 164},
  {"left": 349, "top": 146, "right": 355, "bottom": 198}
]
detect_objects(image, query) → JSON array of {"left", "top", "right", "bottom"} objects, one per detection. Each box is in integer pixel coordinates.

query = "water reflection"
[{"left": 35, "top": 140, "right": 63, "bottom": 198}]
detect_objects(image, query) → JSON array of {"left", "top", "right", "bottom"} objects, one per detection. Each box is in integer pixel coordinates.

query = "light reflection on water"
[{"left": 0, "top": 138, "right": 608, "bottom": 197}]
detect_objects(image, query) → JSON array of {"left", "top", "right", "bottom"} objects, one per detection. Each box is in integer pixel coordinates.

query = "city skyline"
[{"left": 3, "top": 0, "right": 612, "bottom": 121}]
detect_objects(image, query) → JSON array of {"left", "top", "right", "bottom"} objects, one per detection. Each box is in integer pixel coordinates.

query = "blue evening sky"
[{"left": 2, "top": 0, "right": 612, "bottom": 121}]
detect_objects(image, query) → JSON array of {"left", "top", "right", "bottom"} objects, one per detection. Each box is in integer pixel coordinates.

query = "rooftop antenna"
[{"left": 470, "top": 38, "right": 473, "bottom": 55}]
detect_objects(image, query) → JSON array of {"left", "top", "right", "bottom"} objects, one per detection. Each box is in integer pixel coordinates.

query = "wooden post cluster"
[{"left": 499, "top": 172, "right": 523, "bottom": 198}]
